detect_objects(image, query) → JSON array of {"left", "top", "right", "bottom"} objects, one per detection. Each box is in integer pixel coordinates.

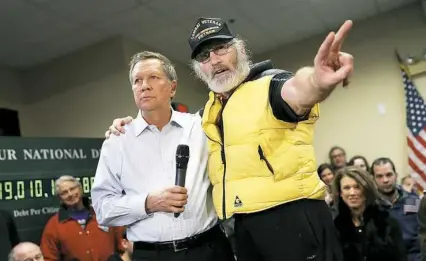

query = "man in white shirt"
[{"left": 91, "top": 51, "right": 234, "bottom": 261}]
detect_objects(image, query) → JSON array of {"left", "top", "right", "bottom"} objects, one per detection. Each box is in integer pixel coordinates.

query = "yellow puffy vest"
[{"left": 202, "top": 75, "right": 326, "bottom": 220}]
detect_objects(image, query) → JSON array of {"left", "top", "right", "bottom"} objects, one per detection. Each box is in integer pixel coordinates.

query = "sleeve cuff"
[{"left": 128, "top": 193, "right": 153, "bottom": 220}]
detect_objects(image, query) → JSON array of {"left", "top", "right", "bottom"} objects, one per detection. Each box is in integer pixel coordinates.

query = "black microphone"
[{"left": 174, "top": 144, "right": 190, "bottom": 218}]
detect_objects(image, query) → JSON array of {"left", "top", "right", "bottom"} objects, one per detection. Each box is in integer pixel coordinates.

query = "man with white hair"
[
  {"left": 8, "top": 242, "right": 43, "bottom": 261},
  {"left": 106, "top": 17, "right": 354, "bottom": 261},
  {"left": 40, "top": 175, "right": 123, "bottom": 261}
]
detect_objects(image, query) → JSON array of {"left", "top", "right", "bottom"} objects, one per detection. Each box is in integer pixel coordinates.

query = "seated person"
[
  {"left": 108, "top": 230, "right": 133, "bottom": 261},
  {"left": 8, "top": 242, "right": 43, "bottom": 261}
]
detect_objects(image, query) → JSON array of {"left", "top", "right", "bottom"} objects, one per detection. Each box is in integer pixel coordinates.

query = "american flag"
[
  {"left": 403, "top": 198, "right": 421, "bottom": 214},
  {"left": 401, "top": 66, "right": 426, "bottom": 191}
]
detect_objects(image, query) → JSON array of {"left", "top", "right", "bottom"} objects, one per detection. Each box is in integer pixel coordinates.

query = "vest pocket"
[{"left": 258, "top": 145, "right": 274, "bottom": 175}]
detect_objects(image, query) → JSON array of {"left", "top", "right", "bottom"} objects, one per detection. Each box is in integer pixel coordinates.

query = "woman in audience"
[
  {"left": 348, "top": 155, "right": 370, "bottom": 173},
  {"left": 332, "top": 166, "right": 407, "bottom": 261},
  {"left": 318, "top": 163, "right": 335, "bottom": 206}
]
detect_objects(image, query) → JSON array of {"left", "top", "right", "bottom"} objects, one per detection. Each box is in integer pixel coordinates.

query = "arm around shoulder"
[{"left": 91, "top": 137, "right": 152, "bottom": 227}]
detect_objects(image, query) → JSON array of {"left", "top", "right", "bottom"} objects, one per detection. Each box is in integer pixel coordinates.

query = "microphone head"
[{"left": 176, "top": 144, "right": 190, "bottom": 167}]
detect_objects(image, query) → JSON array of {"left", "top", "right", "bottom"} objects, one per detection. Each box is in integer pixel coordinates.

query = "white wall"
[
  {"left": 0, "top": 67, "right": 22, "bottom": 110},
  {"left": 15, "top": 36, "right": 208, "bottom": 137},
  {"left": 256, "top": 3, "right": 426, "bottom": 175}
]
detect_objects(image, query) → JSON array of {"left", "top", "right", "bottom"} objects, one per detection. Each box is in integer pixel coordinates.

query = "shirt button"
[
  {"left": 79, "top": 232, "right": 83, "bottom": 235},
  {"left": 86, "top": 231, "right": 90, "bottom": 234},
  {"left": 86, "top": 250, "right": 90, "bottom": 254}
]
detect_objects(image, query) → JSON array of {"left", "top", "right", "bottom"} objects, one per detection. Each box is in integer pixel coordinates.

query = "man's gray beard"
[
  {"left": 208, "top": 60, "right": 250, "bottom": 94},
  {"left": 193, "top": 46, "right": 251, "bottom": 94}
]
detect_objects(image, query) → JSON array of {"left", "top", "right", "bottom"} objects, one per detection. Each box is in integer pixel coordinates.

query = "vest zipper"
[
  {"left": 258, "top": 145, "right": 274, "bottom": 174},
  {"left": 205, "top": 131, "right": 227, "bottom": 220},
  {"left": 219, "top": 98, "right": 228, "bottom": 220},
  {"left": 221, "top": 144, "right": 227, "bottom": 220}
]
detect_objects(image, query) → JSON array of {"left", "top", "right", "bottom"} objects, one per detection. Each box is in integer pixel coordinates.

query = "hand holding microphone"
[
  {"left": 174, "top": 144, "right": 190, "bottom": 218},
  {"left": 145, "top": 186, "right": 188, "bottom": 214},
  {"left": 144, "top": 145, "right": 190, "bottom": 216}
]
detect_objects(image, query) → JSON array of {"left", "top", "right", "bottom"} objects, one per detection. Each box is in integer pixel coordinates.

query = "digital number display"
[{"left": 0, "top": 176, "right": 94, "bottom": 201}]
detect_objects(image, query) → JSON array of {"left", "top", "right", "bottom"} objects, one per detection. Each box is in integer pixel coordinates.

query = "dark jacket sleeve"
[
  {"left": 3, "top": 210, "right": 20, "bottom": 246},
  {"left": 418, "top": 196, "right": 426, "bottom": 261},
  {"left": 268, "top": 72, "right": 310, "bottom": 123}
]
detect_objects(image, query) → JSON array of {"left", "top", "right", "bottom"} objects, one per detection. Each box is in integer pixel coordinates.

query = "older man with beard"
[{"left": 106, "top": 17, "right": 353, "bottom": 261}]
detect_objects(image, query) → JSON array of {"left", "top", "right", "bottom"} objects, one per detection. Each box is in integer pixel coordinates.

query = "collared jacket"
[
  {"left": 387, "top": 186, "right": 422, "bottom": 261},
  {"left": 334, "top": 202, "right": 407, "bottom": 261},
  {"left": 40, "top": 197, "right": 124, "bottom": 261},
  {"left": 201, "top": 61, "right": 325, "bottom": 219}
]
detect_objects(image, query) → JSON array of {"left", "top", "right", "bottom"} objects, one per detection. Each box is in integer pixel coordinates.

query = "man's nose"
[
  {"left": 141, "top": 81, "right": 150, "bottom": 91},
  {"left": 209, "top": 52, "right": 222, "bottom": 65}
]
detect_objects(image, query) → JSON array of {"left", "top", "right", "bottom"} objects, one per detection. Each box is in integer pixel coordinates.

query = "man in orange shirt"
[{"left": 40, "top": 175, "right": 123, "bottom": 261}]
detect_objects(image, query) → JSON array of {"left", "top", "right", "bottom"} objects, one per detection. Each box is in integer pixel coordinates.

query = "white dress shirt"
[{"left": 91, "top": 110, "right": 217, "bottom": 242}]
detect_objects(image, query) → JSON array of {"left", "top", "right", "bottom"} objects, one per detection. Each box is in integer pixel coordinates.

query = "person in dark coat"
[
  {"left": 417, "top": 195, "right": 426, "bottom": 261},
  {"left": 0, "top": 209, "right": 20, "bottom": 261},
  {"left": 332, "top": 166, "right": 407, "bottom": 261}
]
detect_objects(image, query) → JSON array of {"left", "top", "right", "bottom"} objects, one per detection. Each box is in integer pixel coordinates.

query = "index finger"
[
  {"left": 330, "top": 20, "right": 353, "bottom": 53},
  {"left": 314, "top": 31, "right": 335, "bottom": 66}
]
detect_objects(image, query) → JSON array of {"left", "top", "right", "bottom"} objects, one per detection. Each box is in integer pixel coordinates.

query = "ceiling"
[{"left": 0, "top": 0, "right": 418, "bottom": 69}]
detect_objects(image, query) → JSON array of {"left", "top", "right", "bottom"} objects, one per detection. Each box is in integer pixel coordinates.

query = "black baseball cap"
[{"left": 188, "top": 17, "right": 235, "bottom": 59}]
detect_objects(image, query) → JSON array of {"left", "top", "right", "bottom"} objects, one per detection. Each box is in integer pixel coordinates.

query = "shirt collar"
[
  {"left": 133, "top": 108, "right": 184, "bottom": 137},
  {"left": 58, "top": 196, "right": 92, "bottom": 222}
]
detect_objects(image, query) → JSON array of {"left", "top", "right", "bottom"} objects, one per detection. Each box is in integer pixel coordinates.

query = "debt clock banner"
[{"left": 0, "top": 137, "right": 104, "bottom": 244}]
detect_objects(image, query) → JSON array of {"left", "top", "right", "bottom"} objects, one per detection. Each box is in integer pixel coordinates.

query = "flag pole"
[
  {"left": 394, "top": 48, "right": 403, "bottom": 64},
  {"left": 395, "top": 48, "right": 411, "bottom": 77}
]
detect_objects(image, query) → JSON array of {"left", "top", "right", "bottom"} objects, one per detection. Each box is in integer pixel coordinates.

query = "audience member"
[
  {"left": 1, "top": 209, "right": 20, "bottom": 261},
  {"left": 8, "top": 242, "right": 43, "bottom": 261},
  {"left": 40, "top": 175, "right": 124, "bottom": 261},
  {"left": 107, "top": 230, "right": 133, "bottom": 261},
  {"left": 329, "top": 146, "right": 347, "bottom": 171},
  {"left": 333, "top": 166, "right": 406, "bottom": 261},
  {"left": 317, "top": 163, "right": 335, "bottom": 206},
  {"left": 401, "top": 175, "right": 416, "bottom": 194},
  {"left": 371, "top": 158, "right": 421, "bottom": 261},
  {"left": 348, "top": 155, "right": 370, "bottom": 172},
  {"left": 417, "top": 195, "right": 426, "bottom": 261}
]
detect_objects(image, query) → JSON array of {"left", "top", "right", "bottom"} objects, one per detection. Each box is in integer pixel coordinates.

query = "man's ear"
[{"left": 170, "top": 80, "right": 177, "bottom": 98}]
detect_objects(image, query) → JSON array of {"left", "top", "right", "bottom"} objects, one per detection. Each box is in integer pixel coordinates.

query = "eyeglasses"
[{"left": 195, "top": 41, "right": 234, "bottom": 63}]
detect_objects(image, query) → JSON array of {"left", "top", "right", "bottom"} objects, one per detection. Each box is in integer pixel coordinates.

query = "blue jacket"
[{"left": 386, "top": 186, "right": 421, "bottom": 261}]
